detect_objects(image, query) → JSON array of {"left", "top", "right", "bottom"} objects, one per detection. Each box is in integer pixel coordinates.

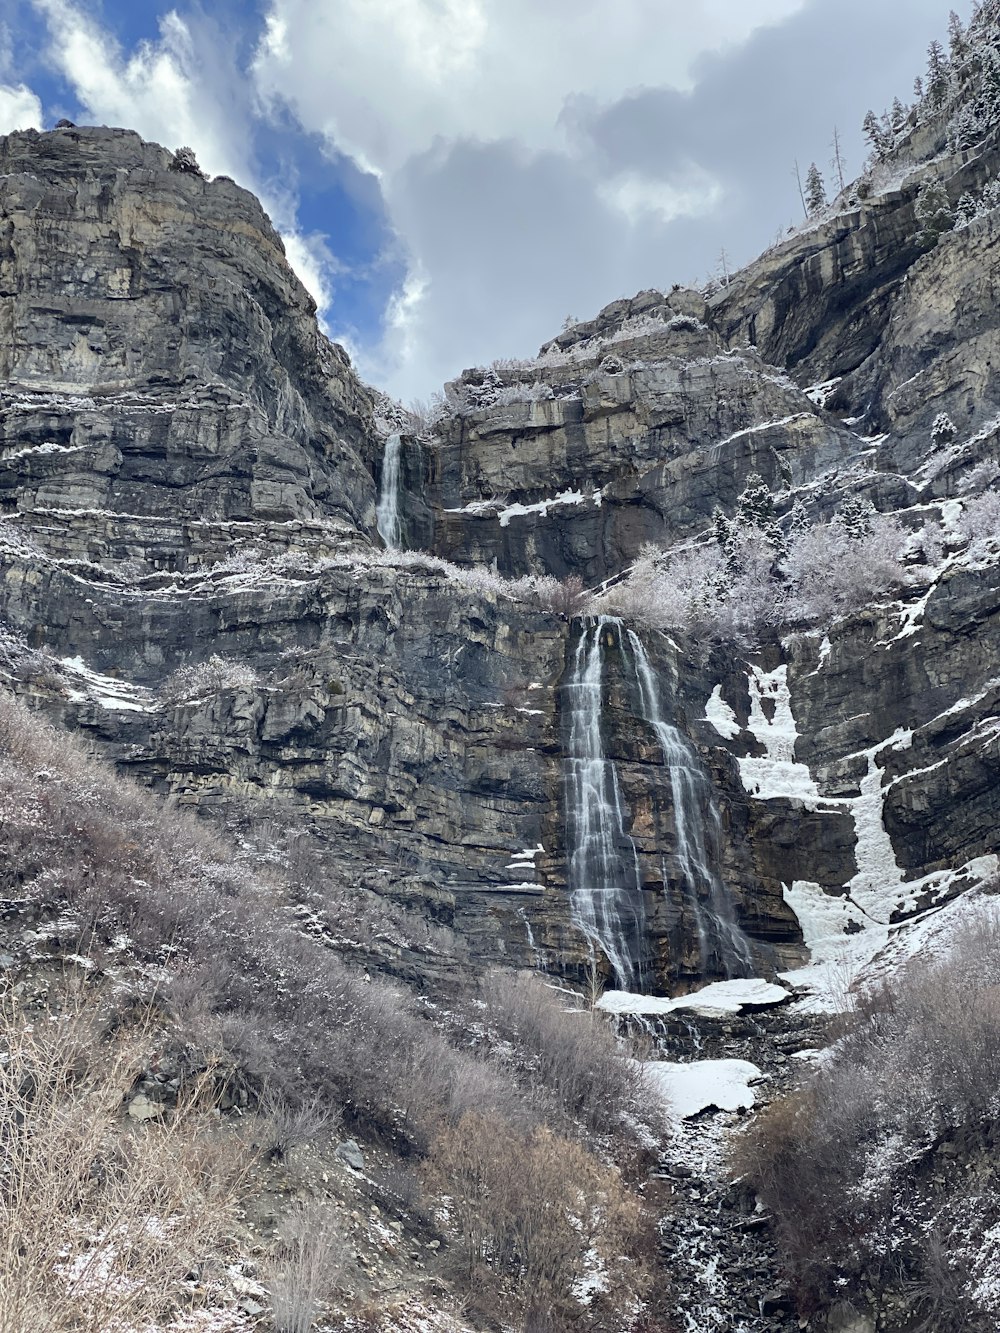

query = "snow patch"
[
  {"left": 599, "top": 978, "right": 789, "bottom": 1018},
  {"left": 645, "top": 1059, "right": 764, "bottom": 1119},
  {"left": 738, "top": 665, "right": 819, "bottom": 803},
  {"left": 60, "top": 656, "right": 156, "bottom": 713},
  {"left": 704, "top": 685, "right": 739, "bottom": 740}
]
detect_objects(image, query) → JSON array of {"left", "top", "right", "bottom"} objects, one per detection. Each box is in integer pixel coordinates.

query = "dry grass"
[{"left": 0, "top": 987, "right": 249, "bottom": 1333}]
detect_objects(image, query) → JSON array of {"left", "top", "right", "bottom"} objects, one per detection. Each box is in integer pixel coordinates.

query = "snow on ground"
[
  {"left": 704, "top": 685, "right": 739, "bottom": 739},
  {"left": 804, "top": 377, "right": 842, "bottom": 408},
  {"left": 645, "top": 1059, "right": 764, "bottom": 1120},
  {"left": 599, "top": 978, "right": 790, "bottom": 1019},
  {"left": 60, "top": 656, "right": 156, "bottom": 713}
]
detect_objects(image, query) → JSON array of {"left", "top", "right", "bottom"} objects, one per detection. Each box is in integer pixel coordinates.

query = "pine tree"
[
  {"left": 931, "top": 413, "right": 958, "bottom": 448},
  {"left": 913, "top": 75, "right": 925, "bottom": 104},
  {"left": 956, "top": 190, "right": 979, "bottom": 225},
  {"left": 787, "top": 500, "right": 811, "bottom": 539},
  {"left": 927, "top": 40, "right": 950, "bottom": 108},
  {"left": 949, "top": 10, "right": 968, "bottom": 62},
  {"left": 862, "top": 110, "right": 888, "bottom": 158},
  {"left": 712, "top": 506, "right": 732, "bottom": 551},
  {"left": 837, "top": 496, "right": 876, "bottom": 540},
  {"left": 805, "top": 163, "right": 827, "bottom": 215},
  {"left": 891, "top": 97, "right": 908, "bottom": 135},
  {"left": 915, "top": 181, "right": 955, "bottom": 246},
  {"left": 734, "top": 474, "right": 786, "bottom": 556}
]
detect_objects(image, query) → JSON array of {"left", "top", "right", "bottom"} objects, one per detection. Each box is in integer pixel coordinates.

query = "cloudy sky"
[{"left": 0, "top": 0, "right": 974, "bottom": 400}]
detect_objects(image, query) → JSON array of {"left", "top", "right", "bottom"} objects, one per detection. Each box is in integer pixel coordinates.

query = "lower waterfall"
[
  {"left": 624, "top": 630, "right": 753, "bottom": 978},
  {"left": 375, "top": 432, "right": 403, "bottom": 549},
  {"left": 563, "top": 617, "right": 647, "bottom": 991}
]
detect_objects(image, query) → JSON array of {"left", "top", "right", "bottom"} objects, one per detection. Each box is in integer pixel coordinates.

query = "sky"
[{"left": 0, "top": 0, "right": 976, "bottom": 402}]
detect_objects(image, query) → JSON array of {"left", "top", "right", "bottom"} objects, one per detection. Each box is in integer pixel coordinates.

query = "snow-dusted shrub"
[
  {"left": 604, "top": 535, "right": 783, "bottom": 648},
  {"left": 423, "top": 1110, "right": 648, "bottom": 1322},
  {"left": 478, "top": 969, "right": 650, "bottom": 1138},
  {"left": 666, "top": 313, "right": 704, "bottom": 333},
  {"left": 739, "top": 906, "right": 1000, "bottom": 1324},
  {"left": 0, "top": 516, "right": 43, "bottom": 560},
  {"left": 960, "top": 458, "right": 1000, "bottom": 494},
  {"left": 528, "top": 574, "right": 594, "bottom": 618},
  {"left": 955, "top": 490, "right": 1000, "bottom": 556},
  {"left": 782, "top": 514, "right": 908, "bottom": 623},
  {"left": 0, "top": 621, "right": 66, "bottom": 691},
  {"left": 160, "top": 654, "right": 260, "bottom": 706}
]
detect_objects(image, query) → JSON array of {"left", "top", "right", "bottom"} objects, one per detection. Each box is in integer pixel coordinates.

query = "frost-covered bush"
[
  {"left": 606, "top": 505, "right": 907, "bottom": 643},
  {"left": 960, "top": 458, "right": 1000, "bottom": 494},
  {"left": 160, "top": 654, "right": 260, "bottom": 706},
  {"left": 666, "top": 313, "right": 705, "bottom": 333},
  {"left": 603, "top": 537, "right": 783, "bottom": 648},
  {"left": 955, "top": 490, "right": 1000, "bottom": 556},
  {"left": 782, "top": 513, "right": 909, "bottom": 623}
]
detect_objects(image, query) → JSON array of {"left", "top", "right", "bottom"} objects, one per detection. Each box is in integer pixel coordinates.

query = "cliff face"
[{"left": 2, "top": 117, "right": 1000, "bottom": 1009}]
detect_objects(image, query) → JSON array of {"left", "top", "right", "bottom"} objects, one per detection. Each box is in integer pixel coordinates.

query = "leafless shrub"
[
  {"left": 267, "top": 1200, "right": 346, "bottom": 1333},
  {"left": 424, "top": 1111, "right": 647, "bottom": 1322},
  {"left": 530, "top": 574, "right": 594, "bottom": 618},
  {"left": 737, "top": 903, "right": 1000, "bottom": 1319},
  {"left": 369, "top": 1162, "right": 426, "bottom": 1218},
  {"left": 478, "top": 969, "right": 651, "bottom": 1138},
  {"left": 0, "top": 986, "right": 248, "bottom": 1332},
  {"left": 259, "top": 1091, "right": 334, "bottom": 1162},
  {"left": 955, "top": 490, "right": 1000, "bottom": 556},
  {"left": 782, "top": 514, "right": 909, "bottom": 622},
  {"left": 159, "top": 654, "right": 260, "bottom": 706}
]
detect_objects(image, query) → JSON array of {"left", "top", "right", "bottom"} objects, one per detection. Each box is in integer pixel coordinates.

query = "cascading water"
[
  {"left": 563, "top": 617, "right": 647, "bottom": 991},
  {"left": 375, "top": 433, "right": 403, "bottom": 549},
  {"left": 624, "top": 629, "right": 754, "bottom": 978}
]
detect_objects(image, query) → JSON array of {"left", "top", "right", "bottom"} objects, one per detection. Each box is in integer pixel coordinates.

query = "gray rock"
[{"left": 335, "top": 1138, "right": 365, "bottom": 1171}]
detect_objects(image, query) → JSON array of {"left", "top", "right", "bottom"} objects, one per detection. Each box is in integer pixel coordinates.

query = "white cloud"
[
  {"left": 253, "top": 0, "right": 805, "bottom": 174},
  {"left": 0, "top": 82, "right": 43, "bottom": 133},
  {"left": 251, "top": 0, "right": 812, "bottom": 397},
  {"left": 32, "top": 2, "right": 245, "bottom": 178}
]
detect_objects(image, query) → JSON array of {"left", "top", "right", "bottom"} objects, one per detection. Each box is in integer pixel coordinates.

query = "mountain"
[{"left": 3, "top": 8, "right": 1000, "bottom": 1328}]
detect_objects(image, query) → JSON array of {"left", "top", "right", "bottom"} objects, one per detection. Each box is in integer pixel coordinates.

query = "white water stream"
[
  {"left": 624, "top": 631, "right": 753, "bottom": 977},
  {"left": 375, "top": 432, "right": 403, "bottom": 549},
  {"left": 563, "top": 617, "right": 647, "bottom": 990}
]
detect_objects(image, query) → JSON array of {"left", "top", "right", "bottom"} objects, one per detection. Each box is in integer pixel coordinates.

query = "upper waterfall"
[{"left": 375, "top": 433, "right": 403, "bottom": 549}]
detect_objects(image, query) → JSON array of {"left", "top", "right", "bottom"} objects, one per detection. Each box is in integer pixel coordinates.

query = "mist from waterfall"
[
  {"left": 375, "top": 432, "right": 403, "bottom": 549},
  {"left": 624, "top": 629, "right": 754, "bottom": 979},
  {"left": 563, "top": 617, "right": 646, "bottom": 991}
]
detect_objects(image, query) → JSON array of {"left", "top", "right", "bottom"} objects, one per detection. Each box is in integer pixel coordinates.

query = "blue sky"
[{"left": 0, "top": 0, "right": 975, "bottom": 400}]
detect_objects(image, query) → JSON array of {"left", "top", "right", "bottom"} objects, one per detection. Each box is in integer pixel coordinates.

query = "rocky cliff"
[{"left": 3, "top": 108, "right": 1000, "bottom": 1013}]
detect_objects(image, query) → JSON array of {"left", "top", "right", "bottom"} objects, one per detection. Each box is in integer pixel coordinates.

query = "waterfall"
[
  {"left": 624, "top": 629, "right": 754, "bottom": 978},
  {"left": 375, "top": 433, "right": 403, "bottom": 549},
  {"left": 563, "top": 617, "right": 647, "bottom": 991}
]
